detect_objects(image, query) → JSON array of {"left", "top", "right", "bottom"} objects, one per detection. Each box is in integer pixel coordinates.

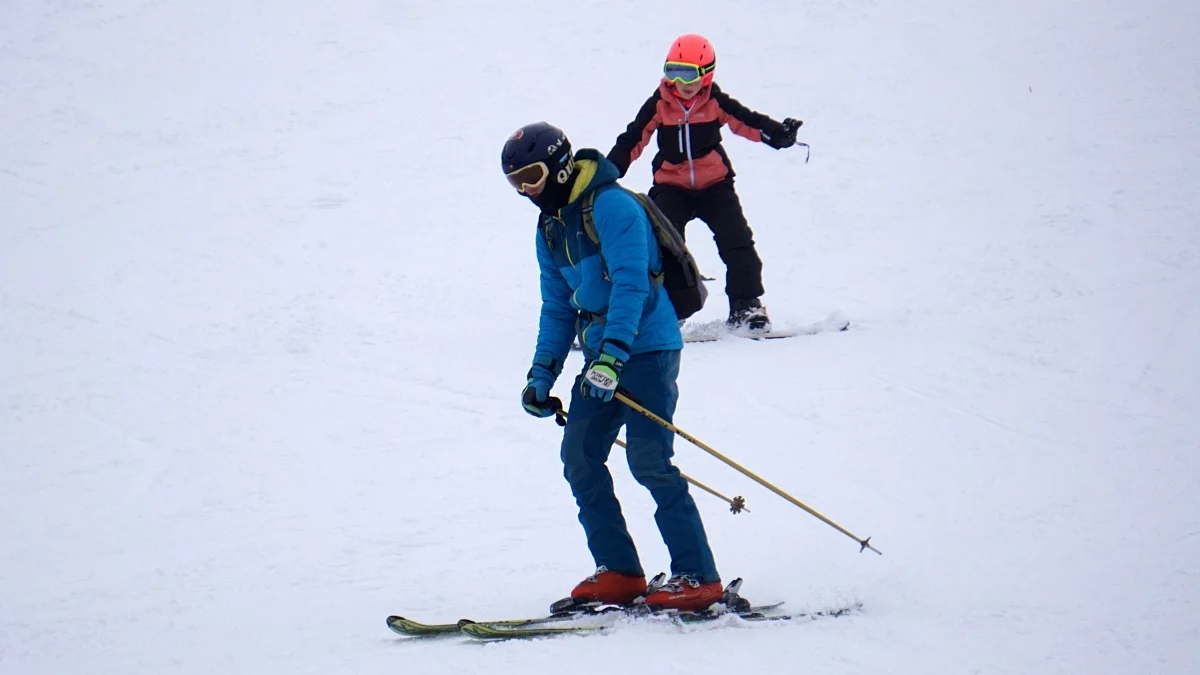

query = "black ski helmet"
[{"left": 501, "top": 122, "right": 577, "bottom": 213}]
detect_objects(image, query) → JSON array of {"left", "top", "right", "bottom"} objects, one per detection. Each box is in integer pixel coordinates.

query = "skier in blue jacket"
[{"left": 502, "top": 122, "right": 722, "bottom": 611}]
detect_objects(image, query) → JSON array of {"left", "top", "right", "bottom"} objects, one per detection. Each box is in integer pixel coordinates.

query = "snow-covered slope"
[{"left": 2, "top": 1, "right": 1197, "bottom": 673}]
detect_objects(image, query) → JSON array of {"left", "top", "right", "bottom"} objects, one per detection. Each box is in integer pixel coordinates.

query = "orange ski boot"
[
  {"left": 570, "top": 567, "right": 648, "bottom": 605},
  {"left": 643, "top": 575, "right": 724, "bottom": 611}
]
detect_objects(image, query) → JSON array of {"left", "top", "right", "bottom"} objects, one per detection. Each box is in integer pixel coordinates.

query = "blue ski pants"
[{"left": 560, "top": 349, "right": 719, "bottom": 583}]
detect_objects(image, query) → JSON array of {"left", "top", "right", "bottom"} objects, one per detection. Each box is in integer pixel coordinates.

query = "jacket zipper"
[
  {"left": 554, "top": 216, "right": 575, "bottom": 266},
  {"left": 677, "top": 101, "right": 696, "bottom": 189}
]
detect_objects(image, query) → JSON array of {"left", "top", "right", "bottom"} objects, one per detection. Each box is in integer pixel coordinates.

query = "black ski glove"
[
  {"left": 522, "top": 382, "right": 562, "bottom": 418},
  {"left": 522, "top": 356, "right": 563, "bottom": 418},
  {"left": 762, "top": 117, "right": 803, "bottom": 150}
]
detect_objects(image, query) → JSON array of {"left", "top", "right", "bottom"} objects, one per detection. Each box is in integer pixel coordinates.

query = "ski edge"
[
  {"left": 386, "top": 612, "right": 581, "bottom": 637},
  {"left": 459, "top": 619, "right": 607, "bottom": 641}
]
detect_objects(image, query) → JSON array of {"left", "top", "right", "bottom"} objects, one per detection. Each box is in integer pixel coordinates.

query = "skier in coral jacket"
[{"left": 608, "top": 33, "right": 803, "bottom": 333}]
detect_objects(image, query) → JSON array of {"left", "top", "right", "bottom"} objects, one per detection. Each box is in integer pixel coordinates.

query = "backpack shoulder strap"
[
  {"left": 538, "top": 213, "right": 555, "bottom": 251},
  {"left": 580, "top": 190, "right": 600, "bottom": 244},
  {"left": 584, "top": 186, "right": 658, "bottom": 245}
]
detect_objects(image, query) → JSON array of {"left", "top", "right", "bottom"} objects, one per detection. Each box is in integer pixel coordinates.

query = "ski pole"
[
  {"left": 614, "top": 389, "right": 881, "bottom": 555},
  {"left": 679, "top": 473, "right": 748, "bottom": 515},
  {"left": 554, "top": 409, "right": 747, "bottom": 514}
]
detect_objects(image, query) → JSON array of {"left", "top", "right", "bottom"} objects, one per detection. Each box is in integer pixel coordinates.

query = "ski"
[
  {"left": 459, "top": 619, "right": 608, "bottom": 640},
  {"left": 457, "top": 602, "right": 863, "bottom": 641},
  {"left": 682, "top": 314, "right": 850, "bottom": 344},
  {"left": 386, "top": 612, "right": 581, "bottom": 638},
  {"left": 572, "top": 318, "right": 847, "bottom": 351},
  {"left": 386, "top": 616, "right": 462, "bottom": 637},
  {"left": 386, "top": 574, "right": 670, "bottom": 638},
  {"left": 672, "top": 602, "right": 861, "bottom": 625},
  {"left": 386, "top": 577, "right": 856, "bottom": 641}
]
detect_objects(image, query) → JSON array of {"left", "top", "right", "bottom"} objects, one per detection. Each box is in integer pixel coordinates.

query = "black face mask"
[{"left": 528, "top": 170, "right": 578, "bottom": 214}]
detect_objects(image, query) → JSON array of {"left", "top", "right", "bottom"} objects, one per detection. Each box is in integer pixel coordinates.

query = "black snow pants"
[{"left": 648, "top": 180, "right": 765, "bottom": 307}]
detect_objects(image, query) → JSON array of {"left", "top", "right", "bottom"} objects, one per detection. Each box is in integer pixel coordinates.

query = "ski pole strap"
[{"left": 797, "top": 142, "right": 811, "bottom": 164}]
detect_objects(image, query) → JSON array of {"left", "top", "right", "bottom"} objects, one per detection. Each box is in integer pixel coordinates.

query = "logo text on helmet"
[{"left": 557, "top": 156, "right": 576, "bottom": 184}]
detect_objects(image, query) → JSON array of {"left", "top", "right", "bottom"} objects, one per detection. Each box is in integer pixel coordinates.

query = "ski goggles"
[
  {"left": 505, "top": 161, "right": 549, "bottom": 194},
  {"left": 663, "top": 60, "right": 715, "bottom": 85}
]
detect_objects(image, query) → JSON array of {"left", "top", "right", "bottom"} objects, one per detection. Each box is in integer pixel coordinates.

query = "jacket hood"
[{"left": 558, "top": 149, "right": 621, "bottom": 217}]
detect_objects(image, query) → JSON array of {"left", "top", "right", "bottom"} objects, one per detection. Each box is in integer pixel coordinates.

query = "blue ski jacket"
[{"left": 532, "top": 149, "right": 683, "bottom": 369}]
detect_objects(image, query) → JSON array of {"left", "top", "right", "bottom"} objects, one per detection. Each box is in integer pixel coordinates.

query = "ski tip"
[{"left": 387, "top": 615, "right": 464, "bottom": 637}]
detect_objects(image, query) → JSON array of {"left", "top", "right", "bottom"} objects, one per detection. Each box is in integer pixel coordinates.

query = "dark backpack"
[{"left": 580, "top": 187, "right": 708, "bottom": 321}]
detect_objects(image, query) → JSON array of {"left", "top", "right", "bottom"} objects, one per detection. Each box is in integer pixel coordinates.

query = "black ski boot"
[{"left": 726, "top": 298, "right": 771, "bottom": 334}]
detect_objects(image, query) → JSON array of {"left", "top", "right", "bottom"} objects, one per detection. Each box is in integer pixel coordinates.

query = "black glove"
[
  {"left": 522, "top": 382, "right": 562, "bottom": 418},
  {"left": 762, "top": 117, "right": 802, "bottom": 150},
  {"left": 521, "top": 356, "right": 563, "bottom": 418}
]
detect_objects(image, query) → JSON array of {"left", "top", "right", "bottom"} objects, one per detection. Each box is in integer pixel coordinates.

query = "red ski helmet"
[{"left": 664, "top": 34, "right": 716, "bottom": 87}]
